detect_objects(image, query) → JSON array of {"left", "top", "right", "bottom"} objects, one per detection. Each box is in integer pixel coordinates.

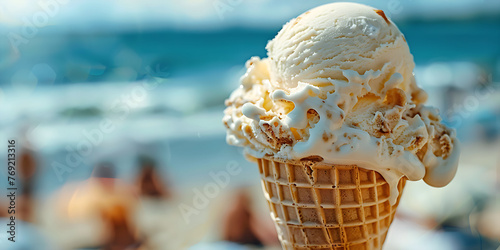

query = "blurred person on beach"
[
  {"left": 93, "top": 162, "right": 142, "bottom": 250},
  {"left": 135, "top": 155, "right": 172, "bottom": 199},
  {"left": 16, "top": 125, "right": 39, "bottom": 223},
  {"left": 0, "top": 145, "right": 37, "bottom": 221},
  {"left": 221, "top": 189, "right": 279, "bottom": 247},
  {"left": 59, "top": 162, "right": 143, "bottom": 249}
]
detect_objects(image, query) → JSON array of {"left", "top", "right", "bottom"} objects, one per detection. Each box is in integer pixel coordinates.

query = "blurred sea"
[
  {"left": 0, "top": 15, "right": 499, "bottom": 198},
  {"left": 1, "top": 16, "right": 499, "bottom": 84}
]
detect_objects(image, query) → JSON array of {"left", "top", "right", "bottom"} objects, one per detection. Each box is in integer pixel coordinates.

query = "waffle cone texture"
[{"left": 257, "top": 157, "right": 406, "bottom": 250}]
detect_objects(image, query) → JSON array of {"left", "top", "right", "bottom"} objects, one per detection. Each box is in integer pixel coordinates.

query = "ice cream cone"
[
  {"left": 257, "top": 157, "right": 406, "bottom": 250},
  {"left": 223, "top": 2, "right": 459, "bottom": 248}
]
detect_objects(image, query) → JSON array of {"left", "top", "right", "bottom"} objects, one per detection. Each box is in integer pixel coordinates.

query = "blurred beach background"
[{"left": 0, "top": 0, "right": 499, "bottom": 249}]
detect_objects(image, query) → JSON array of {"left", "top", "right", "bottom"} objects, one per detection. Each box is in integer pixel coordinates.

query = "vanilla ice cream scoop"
[
  {"left": 223, "top": 2, "right": 460, "bottom": 204},
  {"left": 267, "top": 2, "right": 426, "bottom": 103}
]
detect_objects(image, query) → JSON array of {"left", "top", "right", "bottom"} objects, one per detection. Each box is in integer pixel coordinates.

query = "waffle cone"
[{"left": 257, "top": 157, "right": 406, "bottom": 250}]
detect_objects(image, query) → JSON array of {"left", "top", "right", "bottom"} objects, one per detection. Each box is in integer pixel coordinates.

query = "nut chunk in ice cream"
[{"left": 223, "top": 2, "right": 460, "bottom": 205}]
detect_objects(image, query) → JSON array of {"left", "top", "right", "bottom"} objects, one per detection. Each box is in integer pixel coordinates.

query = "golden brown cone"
[{"left": 257, "top": 157, "right": 406, "bottom": 250}]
